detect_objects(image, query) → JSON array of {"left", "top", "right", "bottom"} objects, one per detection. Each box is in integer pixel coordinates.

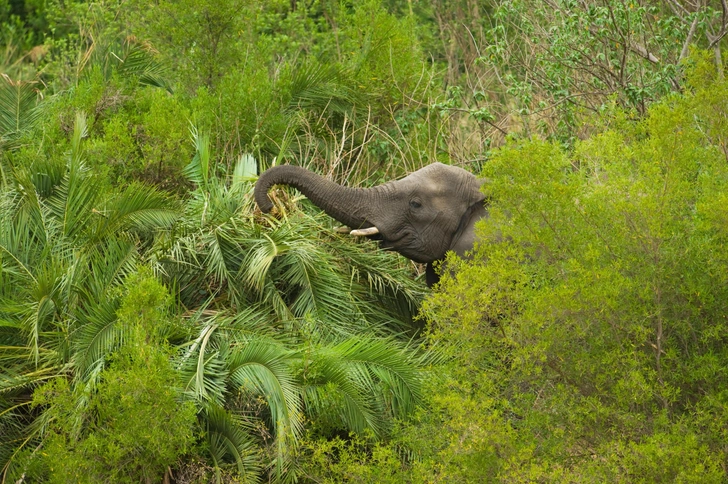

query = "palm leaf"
[
  {"left": 44, "top": 115, "right": 97, "bottom": 241},
  {"left": 301, "top": 342, "right": 381, "bottom": 436},
  {"left": 69, "top": 111, "right": 88, "bottom": 161},
  {"left": 0, "top": 74, "right": 42, "bottom": 142},
  {"left": 241, "top": 225, "right": 290, "bottom": 293},
  {"left": 228, "top": 339, "right": 302, "bottom": 434},
  {"left": 203, "top": 403, "right": 262, "bottom": 476},
  {"left": 204, "top": 225, "right": 245, "bottom": 288},
  {"left": 227, "top": 338, "right": 302, "bottom": 476},
  {"left": 77, "top": 238, "right": 139, "bottom": 299},
  {"left": 332, "top": 337, "right": 423, "bottom": 417},
  {"left": 0, "top": 367, "right": 60, "bottom": 395},
  {"left": 70, "top": 298, "right": 123, "bottom": 381},
  {"left": 286, "top": 62, "right": 360, "bottom": 115},
  {"left": 178, "top": 317, "right": 228, "bottom": 405},
  {"left": 300, "top": 336, "right": 425, "bottom": 438},
  {"left": 113, "top": 43, "right": 174, "bottom": 94},
  {"left": 28, "top": 157, "right": 66, "bottom": 199},
  {"left": 184, "top": 126, "right": 211, "bottom": 187},
  {"left": 94, "top": 183, "right": 179, "bottom": 239},
  {"left": 232, "top": 153, "right": 258, "bottom": 187}
]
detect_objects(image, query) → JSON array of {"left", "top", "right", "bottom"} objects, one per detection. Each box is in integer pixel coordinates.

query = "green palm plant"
[
  {"left": 177, "top": 309, "right": 426, "bottom": 482},
  {"left": 157, "top": 130, "right": 423, "bottom": 335},
  {"left": 2, "top": 120, "right": 430, "bottom": 482},
  {"left": 0, "top": 112, "right": 179, "bottom": 478},
  {"left": 150, "top": 130, "right": 428, "bottom": 481},
  {"left": 0, "top": 73, "right": 42, "bottom": 149}
]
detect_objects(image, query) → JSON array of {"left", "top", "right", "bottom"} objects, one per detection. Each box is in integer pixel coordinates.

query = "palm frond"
[
  {"left": 203, "top": 403, "right": 262, "bottom": 476},
  {"left": 241, "top": 225, "right": 290, "bottom": 293},
  {"left": 332, "top": 337, "right": 423, "bottom": 417},
  {"left": 77, "top": 238, "right": 139, "bottom": 299},
  {"left": 0, "top": 367, "right": 60, "bottom": 395},
  {"left": 10, "top": 171, "right": 54, "bottom": 254},
  {"left": 28, "top": 157, "right": 66, "bottom": 199},
  {"left": 69, "top": 111, "right": 88, "bottom": 161},
  {"left": 43, "top": 115, "right": 98, "bottom": 241},
  {"left": 184, "top": 126, "right": 211, "bottom": 187},
  {"left": 228, "top": 339, "right": 302, "bottom": 433},
  {"left": 0, "top": 74, "right": 42, "bottom": 142},
  {"left": 113, "top": 43, "right": 174, "bottom": 94},
  {"left": 70, "top": 298, "right": 123, "bottom": 381},
  {"left": 286, "top": 62, "right": 361, "bottom": 115},
  {"left": 204, "top": 225, "right": 245, "bottom": 289},
  {"left": 178, "top": 318, "right": 229, "bottom": 405},
  {"left": 227, "top": 338, "right": 303, "bottom": 476},
  {"left": 95, "top": 183, "right": 179, "bottom": 238},
  {"left": 302, "top": 369, "right": 380, "bottom": 437},
  {"left": 300, "top": 336, "right": 425, "bottom": 438},
  {"left": 232, "top": 153, "right": 258, "bottom": 187},
  {"left": 301, "top": 343, "right": 381, "bottom": 436}
]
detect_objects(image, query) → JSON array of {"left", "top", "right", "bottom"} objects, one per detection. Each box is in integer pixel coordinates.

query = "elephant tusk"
[{"left": 350, "top": 227, "right": 380, "bottom": 237}]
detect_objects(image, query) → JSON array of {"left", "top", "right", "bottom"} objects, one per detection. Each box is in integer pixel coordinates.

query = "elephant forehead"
[{"left": 412, "top": 169, "right": 472, "bottom": 196}]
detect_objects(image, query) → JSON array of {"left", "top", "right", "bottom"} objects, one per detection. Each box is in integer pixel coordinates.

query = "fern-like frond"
[
  {"left": 184, "top": 126, "right": 210, "bottom": 187},
  {"left": 299, "top": 336, "right": 425, "bottom": 438},
  {"left": 228, "top": 339, "right": 302, "bottom": 438},
  {"left": 70, "top": 298, "right": 122, "bottom": 381},
  {"left": 285, "top": 62, "right": 361, "bottom": 116},
  {"left": 94, "top": 183, "right": 179, "bottom": 239},
  {"left": 203, "top": 403, "right": 263, "bottom": 476},
  {"left": 0, "top": 74, "right": 42, "bottom": 142},
  {"left": 178, "top": 318, "right": 229, "bottom": 405},
  {"left": 227, "top": 338, "right": 302, "bottom": 478},
  {"left": 331, "top": 337, "right": 423, "bottom": 417},
  {"left": 113, "top": 42, "right": 174, "bottom": 94}
]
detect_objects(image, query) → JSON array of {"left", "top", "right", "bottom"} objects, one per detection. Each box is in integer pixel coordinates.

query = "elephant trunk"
[{"left": 254, "top": 165, "right": 379, "bottom": 229}]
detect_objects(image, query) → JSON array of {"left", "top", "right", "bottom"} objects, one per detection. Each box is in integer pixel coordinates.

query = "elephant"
[{"left": 254, "top": 162, "right": 488, "bottom": 286}]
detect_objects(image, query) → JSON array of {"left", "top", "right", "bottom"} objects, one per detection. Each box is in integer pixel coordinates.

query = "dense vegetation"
[{"left": 1, "top": 0, "right": 727, "bottom": 482}]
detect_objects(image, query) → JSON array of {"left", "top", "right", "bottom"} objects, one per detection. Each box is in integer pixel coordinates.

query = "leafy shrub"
[
  {"left": 417, "top": 59, "right": 728, "bottom": 482},
  {"left": 20, "top": 272, "right": 197, "bottom": 484}
]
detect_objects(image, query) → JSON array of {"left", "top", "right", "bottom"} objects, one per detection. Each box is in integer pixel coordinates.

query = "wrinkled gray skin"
[{"left": 254, "top": 162, "right": 487, "bottom": 286}]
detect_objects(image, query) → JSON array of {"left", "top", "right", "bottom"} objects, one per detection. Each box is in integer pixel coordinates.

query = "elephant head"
[{"left": 254, "top": 162, "right": 488, "bottom": 285}]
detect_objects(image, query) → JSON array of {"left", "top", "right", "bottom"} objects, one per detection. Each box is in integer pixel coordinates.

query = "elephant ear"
[{"left": 467, "top": 177, "right": 487, "bottom": 207}]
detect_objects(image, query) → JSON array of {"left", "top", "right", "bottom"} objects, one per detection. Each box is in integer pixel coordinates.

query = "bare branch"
[
  {"left": 631, "top": 42, "right": 661, "bottom": 63},
  {"left": 708, "top": 29, "right": 728, "bottom": 49},
  {"left": 680, "top": 14, "right": 700, "bottom": 60},
  {"left": 663, "top": 0, "right": 690, "bottom": 19}
]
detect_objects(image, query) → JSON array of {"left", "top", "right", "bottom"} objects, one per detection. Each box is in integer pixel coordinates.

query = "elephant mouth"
[
  {"left": 380, "top": 232, "right": 427, "bottom": 260},
  {"left": 350, "top": 226, "right": 427, "bottom": 261}
]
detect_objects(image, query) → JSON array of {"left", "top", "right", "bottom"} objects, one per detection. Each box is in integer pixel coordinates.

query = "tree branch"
[{"left": 680, "top": 14, "right": 700, "bottom": 60}]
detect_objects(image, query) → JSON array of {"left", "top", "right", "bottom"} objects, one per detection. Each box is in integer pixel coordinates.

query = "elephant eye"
[{"left": 409, "top": 200, "right": 422, "bottom": 209}]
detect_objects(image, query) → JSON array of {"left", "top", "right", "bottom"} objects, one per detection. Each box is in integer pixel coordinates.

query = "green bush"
[
  {"left": 22, "top": 272, "right": 197, "bottom": 484},
  {"left": 416, "top": 60, "right": 728, "bottom": 482}
]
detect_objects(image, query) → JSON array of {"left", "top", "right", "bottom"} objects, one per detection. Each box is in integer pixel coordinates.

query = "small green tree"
[{"left": 25, "top": 271, "right": 197, "bottom": 483}]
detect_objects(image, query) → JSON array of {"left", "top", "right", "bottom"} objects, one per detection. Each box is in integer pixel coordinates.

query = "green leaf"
[{"left": 0, "top": 74, "right": 41, "bottom": 143}]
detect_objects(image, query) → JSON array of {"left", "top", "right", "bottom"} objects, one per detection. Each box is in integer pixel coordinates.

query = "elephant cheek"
[{"left": 415, "top": 216, "right": 456, "bottom": 262}]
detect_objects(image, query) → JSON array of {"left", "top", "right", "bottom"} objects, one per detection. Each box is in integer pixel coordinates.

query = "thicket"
[{"left": 1, "top": 0, "right": 728, "bottom": 482}]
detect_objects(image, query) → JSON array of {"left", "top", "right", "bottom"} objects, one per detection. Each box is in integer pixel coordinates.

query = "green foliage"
[
  {"left": 416, "top": 66, "right": 728, "bottom": 482},
  {"left": 339, "top": 0, "right": 426, "bottom": 108},
  {"left": 427, "top": 0, "right": 728, "bottom": 152},
  {"left": 0, "top": 74, "right": 42, "bottom": 147},
  {"left": 0, "top": 112, "right": 179, "bottom": 477},
  {"left": 3, "top": 1, "right": 728, "bottom": 482},
  {"left": 297, "top": 433, "right": 408, "bottom": 484},
  {"left": 22, "top": 272, "right": 196, "bottom": 484},
  {"left": 155, "top": 140, "right": 428, "bottom": 481}
]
